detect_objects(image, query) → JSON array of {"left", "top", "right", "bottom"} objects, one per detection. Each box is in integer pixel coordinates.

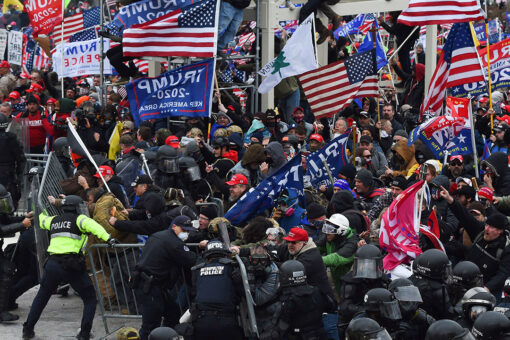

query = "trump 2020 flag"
[
  {"left": 225, "top": 154, "right": 305, "bottom": 226},
  {"left": 379, "top": 180, "right": 424, "bottom": 271},
  {"left": 126, "top": 58, "right": 214, "bottom": 126},
  {"left": 306, "top": 133, "right": 349, "bottom": 187},
  {"left": 258, "top": 14, "right": 317, "bottom": 94},
  {"left": 122, "top": 0, "right": 219, "bottom": 58}
]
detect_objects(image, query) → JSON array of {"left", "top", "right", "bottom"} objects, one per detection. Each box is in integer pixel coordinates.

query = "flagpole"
[
  {"left": 100, "top": 0, "right": 105, "bottom": 106},
  {"left": 370, "top": 27, "right": 381, "bottom": 139},
  {"left": 484, "top": 15, "right": 494, "bottom": 132},
  {"left": 60, "top": 0, "right": 65, "bottom": 98},
  {"left": 312, "top": 15, "right": 319, "bottom": 68},
  {"left": 351, "top": 121, "right": 357, "bottom": 166},
  {"left": 468, "top": 97, "right": 479, "bottom": 179},
  {"left": 386, "top": 26, "right": 419, "bottom": 62}
]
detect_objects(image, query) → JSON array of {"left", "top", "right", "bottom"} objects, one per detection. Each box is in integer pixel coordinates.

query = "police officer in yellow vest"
[{"left": 22, "top": 195, "right": 119, "bottom": 340}]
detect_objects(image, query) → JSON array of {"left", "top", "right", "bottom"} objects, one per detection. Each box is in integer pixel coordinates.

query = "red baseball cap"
[
  {"left": 93, "top": 165, "right": 114, "bottom": 178},
  {"left": 165, "top": 135, "right": 180, "bottom": 148},
  {"left": 26, "top": 83, "right": 43, "bottom": 93},
  {"left": 479, "top": 97, "right": 489, "bottom": 103},
  {"left": 309, "top": 134, "right": 324, "bottom": 143},
  {"left": 478, "top": 186, "right": 494, "bottom": 202},
  {"left": 46, "top": 98, "right": 57, "bottom": 104},
  {"left": 225, "top": 174, "right": 248, "bottom": 186},
  {"left": 449, "top": 155, "right": 463, "bottom": 163},
  {"left": 282, "top": 227, "right": 309, "bottom": 242},
  {"left": 8, "top": 91, "right": 20, "bottom": 100},
  {"left": 0, "top": 60, "right": 9, "bottom": 68}
]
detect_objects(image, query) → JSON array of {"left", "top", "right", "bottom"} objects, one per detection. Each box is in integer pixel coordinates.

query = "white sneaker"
[{"left": 286, "top": 0, "right": 296, "bottom": 10}]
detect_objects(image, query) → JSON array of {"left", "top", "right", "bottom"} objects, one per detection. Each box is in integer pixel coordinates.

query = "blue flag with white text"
[
  {"left": 334, "top": 14, "right": 365, "bottom": 39},
  {"left": 225, "top": 154, "right": 305, "bottom": 226},
  {"left": 306, "top": 133, "right": 350, "bottom": 187},
  {"left": 358, "top": 28, "right": 388, "bottom": 70},
  {"left": 126, "top": 58, "right": 214, "bottom": 126}
]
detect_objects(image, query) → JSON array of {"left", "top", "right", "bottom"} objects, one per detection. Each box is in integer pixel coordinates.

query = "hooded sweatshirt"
[
  {"left": 265, "top": 141, "right": 287, "bottom": 176},
  {"left": 391, "top": 140, "right": 418, "bottom": 178},
  {"left": 481, "top": 152, "right": 510, "bottom": 196}
]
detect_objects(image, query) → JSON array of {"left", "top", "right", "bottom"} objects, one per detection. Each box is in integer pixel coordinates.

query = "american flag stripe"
[
  {"left": 398, "top": 0, "right": 484, "bottom": 26},
  {"left": 52, "top": 14, "right": 84, "bottom": 45}
]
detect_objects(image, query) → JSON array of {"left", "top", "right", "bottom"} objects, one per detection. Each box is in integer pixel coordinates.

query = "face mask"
[
  {"left": 381, "top": 130, "right": 389, "bottom": 138},
  {"left": 178, "top": 232, "right": 189, "bottom": 241}
]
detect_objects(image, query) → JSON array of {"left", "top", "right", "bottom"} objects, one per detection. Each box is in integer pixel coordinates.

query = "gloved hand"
[{"left": 107, "top": 236, "right": 120, "bottom": 248}]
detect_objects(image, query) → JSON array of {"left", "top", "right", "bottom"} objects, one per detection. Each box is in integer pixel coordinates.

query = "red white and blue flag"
[
  {"left": 420, "top": 23, "right": 484, "bottom": 118},
  {"left": 50, "top": 7, "right": 100, "bottom": 46},
  {"left": 398, "top": 0, "right": 484, "bottom": 26},
  {"left": 379, "top": 180, "right": 425, "bottom": 271},
  {"left": 22, "top": 40, "right": 50, "bottom": 76},
  {"left": 123, "top": 0, "right": 219, "bottom": 58}
]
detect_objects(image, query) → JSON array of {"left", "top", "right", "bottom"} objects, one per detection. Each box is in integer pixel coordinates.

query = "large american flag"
[
  {"left": 51, "top": 7, "right": 100, "bottom": 46},
  {"left": 358, "top": 13, "right": 376, "bottom": 34},
  {"left": 69, "top": 26, "right": 99, "bottom": 42},
  {"left": 123, "top": 0, "right": 218, "bottom": 58},
  {"left": 299, "top": 49, "right": 378, "bottom": 119},
  {"left": 22, "top": 40, "right": 50, "bottom": 75},
  {"left": 420, "top": 23, "right": 484, "bottom": 118},
  {"left": 398, "top": 0, "right": 484, "bottom": 26}
]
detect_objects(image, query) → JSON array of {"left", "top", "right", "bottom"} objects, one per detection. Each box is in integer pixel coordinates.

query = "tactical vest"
[
  {"left": 194, "top": 259, "right": 236, "bottom": 312},
  {"left": 49, "top": 213, "right": 81, "bottom": 241}
]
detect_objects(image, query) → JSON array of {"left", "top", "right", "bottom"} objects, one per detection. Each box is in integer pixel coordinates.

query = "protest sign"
[
  {"left": 126, "top": 58, "right": 214, "bottom": 126},
  {"left": 7, "top": 31, "right": 23, "bottom": 65},
  {"left": 0, "top": 30, "right": 8, "bottom": 59},
  {"left": 306, "top": 133, "right": 349, "bottom": 187},
  {"left": 25, "top": 0, "right": 62, "bottom": 35},
  {"left": 52, "top": 39, "right": 112, "bottom": 78}
]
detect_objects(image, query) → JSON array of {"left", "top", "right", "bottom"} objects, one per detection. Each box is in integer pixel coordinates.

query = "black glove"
[{"left": 107, "top": 236, "right": 120, "bottom": 248}]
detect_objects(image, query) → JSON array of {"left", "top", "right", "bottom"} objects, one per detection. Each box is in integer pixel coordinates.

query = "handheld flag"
[{"left": 306, "top": 133, "right": 350, "bottom": 187}]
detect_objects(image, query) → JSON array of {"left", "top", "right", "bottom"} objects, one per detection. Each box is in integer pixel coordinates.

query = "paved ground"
[{"left": 1, "top": 284, "right": 142, "bottom": 340}]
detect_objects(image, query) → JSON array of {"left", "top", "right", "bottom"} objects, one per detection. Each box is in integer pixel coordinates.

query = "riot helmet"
[
  {"left": 364, "top": 288, "right": 402, "bottom": 321},
  {"left": 452, "top": 261, "right": 483, "bottom": 290},
  {"left": 346, "top": 317, "right": 392, "bottom": 340},
  {"left": 212, "top": 136, "right": 229, "bottom": 149},
  {"left": 414, "top": 249, "right": 452, "bottom": 283},
  {"left": 425, "top": 320, "right": 475, "bottom": 340},
  {"left": 249, "top": 245, "right": 270, "bottom": 278},
  {"left": 156, "top": 145, "right": 179, "bottom": 174},
  {"left": 0, "top": 184, "right": 14, "bottom": 214},
  {"left": 53, "top": 137, "right": 70, "bottom": 158},
  {"left": 0, "top": 114, "right": 8, "bottom": 131},
  {"left": 461, "top": 289, "right": 496, "bottom": 322},
  {"left": 279, "top": 260, "right": 307, "bottom": 287},
  {"left": 388, "top": 278, "right": 423, "bottom": 318},
  {"left": 352, "top": 244, "right": 383, "bottom": 279},
  {"left": 322, "top": 214, "right": 350, "bottom": 236},
  {"left": 203, "top": 240, "right": 230, "bottom": 260},
  {"left": 472, "top": 311, "right": 510, "bottom": 339},
  {"left": 148, "top": 327, "right": 183, "bottom": 340},
  {"left": 179, "top": 156, "right": 201, "bottom": 181},
  {"left": 61, "top": 195, "right": 85, "bottom": 214}
]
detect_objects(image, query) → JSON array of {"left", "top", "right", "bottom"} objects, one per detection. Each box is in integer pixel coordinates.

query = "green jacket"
[
  {"left": 40, "top": 212, "right": 110, "bottom": 255},
  {"left": 318, "top": 228, "right": 359, "bottom": 296}
]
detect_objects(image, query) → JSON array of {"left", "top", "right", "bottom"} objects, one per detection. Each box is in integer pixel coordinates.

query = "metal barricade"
[
  {"left": 36, "top": 152, "right": 67, "bottom": 216},
  {"left": 19, "top": 153, "right": 49, "bottom": 213}
]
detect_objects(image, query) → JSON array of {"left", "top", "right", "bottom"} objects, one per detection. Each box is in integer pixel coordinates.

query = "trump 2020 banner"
[
  {"left": 306, "top": 132, "right": 349, "bottom": 187},
  {"left": 126, "top": 58, "right": 214, "bottom": 126},
  {"left": 52, "top": 39, "right": 112, "bottom": 78}
]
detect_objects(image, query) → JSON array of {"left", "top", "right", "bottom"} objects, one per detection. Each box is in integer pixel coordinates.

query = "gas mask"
[{"left": 279, "top": 202, "right": 296, "bottom": 216}]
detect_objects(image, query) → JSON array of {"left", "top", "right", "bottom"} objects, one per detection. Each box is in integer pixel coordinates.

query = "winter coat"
[
  {"left": 92, "top": 191, "right": 137, "bottom": 244},
  {"left": 391, "top": 139, "right": 418, "bottom": 178},
  {"left": 265, "top": 141, "right": 287, "bottom": 176},
  {"left": 481, "top": 152, "right": 510, "bottom": 196}
]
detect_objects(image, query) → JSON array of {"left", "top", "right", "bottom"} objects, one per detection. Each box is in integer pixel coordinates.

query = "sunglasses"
[
  {"left": 450, "top": 161, "right": 463, "bottom": 166},
  {"left": 287, "top": 241, "right": 300, "bottom": 244}
]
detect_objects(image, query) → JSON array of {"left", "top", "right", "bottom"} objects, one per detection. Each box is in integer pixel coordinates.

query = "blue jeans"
[
  {"left": 217, "top": 1, "right": 243, "bottom": 50},
  {"left": 278, "top": 88, "right": 301, "bottom": 124},
  {"left": 322, "top": 312, "right": 339, "bottom": 340}
]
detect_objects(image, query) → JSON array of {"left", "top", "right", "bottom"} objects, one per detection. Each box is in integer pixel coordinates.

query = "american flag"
[
  {"left": 398, "top": 0, "right": 484, "bottom": 26},
  {"left": 420, "top": 23, "right": 484, "bottom": 118},
  {"left": 299, "top": 49, "right": 378, "bottom": 119},
  {"left": 123, "top": 0, "right": 218, "bottom": 58},
  {"left": 51, "top": 7, "right": 100, "bottom": 45},
  {"left": 69, "top": 26, "right": 99, "bottom": 42},
  {"left": 22, "top": 40, "right": 50, "bottom": 75},
  {"left": 358, "top": 13, "right": 375, "bottom": 34}
]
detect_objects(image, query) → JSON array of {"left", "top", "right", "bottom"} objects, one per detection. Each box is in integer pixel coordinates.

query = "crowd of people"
[{"left": 0, "top": 1, "right": 510, "bottom": 340}]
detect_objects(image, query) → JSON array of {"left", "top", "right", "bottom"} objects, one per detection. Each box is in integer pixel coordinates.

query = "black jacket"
[
  {"left": 135, "top": 229, "right": 197, "bottom": 283},
  {"left": 129, "top": 187, "right": 165, "bottom": 221},
  {"left": 482, "top": 152, "right": 510, "bottom": 196},
  {"left": 107, "top": 175, "right": 130, "bottom": 208}
]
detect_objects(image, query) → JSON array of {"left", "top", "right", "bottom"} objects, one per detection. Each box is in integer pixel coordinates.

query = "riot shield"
[
  {"left": 235, "top": 254, "right": 259, "bottom": 338},
  {"left": 29, "top": 167, "right": 49, "bottom": 279}
]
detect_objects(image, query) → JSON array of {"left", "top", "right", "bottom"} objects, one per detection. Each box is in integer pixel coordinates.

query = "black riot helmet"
[
  {"left": 61, "top": 195, "right": 84, "bottom": 214},
  {"left": 425, "top": 320, "right": 475, "bottom": 340},
  {"left": 203, "top": 240, "right": 230, "bottom": 260},
  {"left": 0, "top": 184, "right": 14, "bottom": 214},
  {"left": 472, "top": 311, "right": 510, "bottom": 340},
  {"left": 452, "top": 261, "right": 483, "bottom": 290},
  {"left": 148, "top": 327, "right": 182, "bottom": 340},
  {"left": 0, "top": 114, "right": 8, "bottom": 131},
  {"left": 461, "top": 289, "right": 496, "bottom": 322},
  {"left": 53, "top": 137, "right": 70, "bottom": 158},
  {"left": 364, "top": 288, "right": 402, "bottom": 321},
  {"left": 414, "top": 249, "right": 452, "bottom": 283},
  {"left": 352, "top": 244, "right": 383, "bottom": 279},
  {"left": 280, "top": 260, "right": 307, "bottom": 287},
  {"left": 212, "top": 136, "right": 229, "bottom": 149},
  {"left": 178, "top": 156, "right": 201, "bottom": 181},
  {"left": 156, "top": 145, "right": 179, "bottom": 174},
  {"left": 345, "top": 317, "right": 392, "bottom": 340},
  {"left": 388, "top": 278, "right": 423, "bottom": 318}
]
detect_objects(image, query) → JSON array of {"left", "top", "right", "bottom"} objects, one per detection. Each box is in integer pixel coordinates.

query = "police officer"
[
  {"left": 425, "top": 319, "right": 474, "bottom": 340},
  {"left": 472, "top": 311, "right": 510, "bottom": 339},
  {"left": 360, "top": 288, "right": 404, "bottom": 339},
  {"left": 132, "top": 216, "right": 198, "bottom": 340},
  {"left": 149, "top": 327, "right": 182, "bottom": 340},
  {"left": 345, "top": 317, "right": 392, "bottom": 340},
  {"left": 451, "top": 261, "right": 483, "bottom": 306},
  {"left": 495, "top": 277, "right": 510, "bottom": 316},
  {"left": 0, "top": 185, "right": 32, "bottom": 322},
  {"left": 191, "top": 240, "right": 243, "bottom": 340},
  {"left": 276, "top": 259, "right": 333, "bottom": 340},
  {"left": 0, "top": 114, "right": 25, "bottom": 208},
  {"left": 53, "top": 137, "right": 75, "bottom": 177},
  {"left": 457, "top": 288, "right": 496, "bottom": 328},
  {"left": 338, "top": 244, "right": 388, "bottom": 336},
  {"left": 154, "top": 145, "right": 180, "bottom": 189},
  {"left": 409, "top": 249, "right": 455, "bottom": 320},
  {"left": 22, "top": 195, "right": 117, "bottom": 340}
]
